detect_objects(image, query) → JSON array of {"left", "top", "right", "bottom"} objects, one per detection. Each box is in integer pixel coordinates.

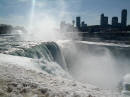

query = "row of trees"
[
  {"left": 0, "top": 24, "right": 13, "bottom": 34},
  {"left": 0, "top": 24, "right": 27, "bottom": 35}
]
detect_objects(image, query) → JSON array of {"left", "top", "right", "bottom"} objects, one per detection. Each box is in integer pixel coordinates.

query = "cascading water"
[
  {"left": 0, "top": 35, "right": 126, "bottom": 97},
  {"left": 8, "top": 42, "right": 68, "bottom": 71},
  {"left": 0, "top": 40, "right": 69, "bottom": 78},
  {"left": 59, "top": 40, "right": 130, "bottom": 90}
]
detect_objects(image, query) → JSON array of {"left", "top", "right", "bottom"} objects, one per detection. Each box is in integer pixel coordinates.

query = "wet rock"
[
  {"left": 10, "top": 82, "right": 18, "bottom": 87},
  {"left": 23, "top": 83, "right": 28, "bottom": 87},
  {"left": 7, "top": 86, "right": 13, "bottom": 93},
  {"left": 73, "top": 93, "right": 80, "bottom": 97},
  {"left": 72, "top": 83, "right": 77, "bottom": 87},
  {"left": 39, "top": 88, "right": 48, "bottom": 94},
  {"left": 31, "top": 83, "right": 38, "bottom": 89},
  {"left": 88, "top": 94, "right": 93, "bottom": 97},
  {"left": 20, "top": 88, "right": 28, "bottom": 94}
]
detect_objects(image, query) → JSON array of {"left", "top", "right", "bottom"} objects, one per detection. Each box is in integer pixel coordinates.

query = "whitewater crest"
[{"left": 1, "top": 41, "right": 69, "bottom": 78}]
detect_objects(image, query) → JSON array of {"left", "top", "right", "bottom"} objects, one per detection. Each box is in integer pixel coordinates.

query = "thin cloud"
[
  {"left": 16, "top": 0, "right": 30, "bottom": 2},
  {"left": 35, "top": 1, "right": 46, "bottom": 8}
]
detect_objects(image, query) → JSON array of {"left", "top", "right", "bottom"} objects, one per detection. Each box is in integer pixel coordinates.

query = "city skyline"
[
  {"left": 60, "top": 9, "right": 129, "bottom": 33},
  {"left": 63, "top": 9, "right": 128, "bottom": 27},
  {"left": 0, "top": 0, "right": 130, "bottom": 27}
]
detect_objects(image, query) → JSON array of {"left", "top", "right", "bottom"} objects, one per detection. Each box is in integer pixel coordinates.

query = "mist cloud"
[{"left": 61, "top": 41, "right": 130, "bottom": 89}]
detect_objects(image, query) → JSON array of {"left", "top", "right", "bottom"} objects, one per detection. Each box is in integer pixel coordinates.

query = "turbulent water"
[
  {"left": 0, "top": 35, "right": 69, "bottom": 78},
  {"left": 0, "top": 34, "right": 130, "bottom": 96},
  {"left": 60, "top": 41, "right": 130, "bottom": 89}
]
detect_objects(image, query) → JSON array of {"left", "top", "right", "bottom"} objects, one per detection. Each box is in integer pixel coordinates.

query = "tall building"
[
  {"left": 100, "top": 14, "right": 104, "bottom": 26},
  {"left": 76, "top": 17, "right": 81, "bottom": 29},
  {"left": 81, "top": 21, "right": 87, "bottom": 32},
  {"left": 121, "top": 9, "right": 127, "bottom": 27},
  {"left": 81, "top": 21, "right": 85, "bottom": 27},
  {"left": 104, "top": 16, "right": 108, "bottom": 26},
  {"left": 112, "top": 17, "right": 118, "bottom": 27},
  {"left": 100, "top": 13, "right": 108, "bottom": 27}
]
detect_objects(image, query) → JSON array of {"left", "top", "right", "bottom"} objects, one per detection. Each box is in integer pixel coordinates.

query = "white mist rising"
[
  {"left": 26, "top": 0, "right": 61, "bottom": 41},
  {"left": 61, "top": 41, "right": 130, "bottom": 89},
  {"left": 18, "top": 0, "right": 78, "bottom": 42},
  {"left": 123, "top": 74, "right": 130, "bottom": 83}
]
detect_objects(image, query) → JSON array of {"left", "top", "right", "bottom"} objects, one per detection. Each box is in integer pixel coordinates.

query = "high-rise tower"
[
  {"left": 121, "top": 9, "right": 127, "bottom": 27},
  {"left": 76, "top": 17, "right": 81, "bottom": 29},
  {"left": 100, "top": 13, "right": 108, "bottom": 27},
  {"left": 100, "top": 13, "right": 104, "bottom": 26},
  {"left": 112, "top": 17, "right": 118, "bottom": 27}
]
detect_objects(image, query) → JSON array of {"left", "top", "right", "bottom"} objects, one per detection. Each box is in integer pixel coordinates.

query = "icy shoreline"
[{"left": 0, "top": 60, "right": 121, "bottom": 97}]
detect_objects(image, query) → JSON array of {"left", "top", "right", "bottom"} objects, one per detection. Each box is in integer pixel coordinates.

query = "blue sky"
[{"left": 0, "top": 0, "right": 130, "bottom": 27}]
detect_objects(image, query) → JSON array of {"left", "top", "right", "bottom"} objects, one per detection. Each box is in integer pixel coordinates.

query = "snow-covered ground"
[{"left": 0, "top": 57, "right": 122, "bottom": 97}]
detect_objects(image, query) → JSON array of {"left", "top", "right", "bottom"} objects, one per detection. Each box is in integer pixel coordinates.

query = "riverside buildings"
[{"left": 60, "top": 9, "right": 129, "bottom": 33}]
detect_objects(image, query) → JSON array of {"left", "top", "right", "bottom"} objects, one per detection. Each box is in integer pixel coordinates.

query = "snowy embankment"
[{"left": 0, "top": 56, "right": 120, "bottom": 97}]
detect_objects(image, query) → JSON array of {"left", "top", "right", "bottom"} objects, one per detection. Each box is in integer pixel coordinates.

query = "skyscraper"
[
  {"left": 104, "top": 16, "right": 108, "bottom": 26},
  {"left": 76, "top": 17, "right": 81, "bottom": 29},
  {"left": 81, "top": 21, "right": 87, "bottom": 32},
  {"left": 121, "top": 9, "right": 127, "bottom": 27},
  {"left": 100, "top": 13, "right": 108, "bottom": 27},
  {"left": 100, "top": 14, "right": 104, "bottom": 26},
  {"left": 112, "top": 17, "right": 118, "bottom": 27}
]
